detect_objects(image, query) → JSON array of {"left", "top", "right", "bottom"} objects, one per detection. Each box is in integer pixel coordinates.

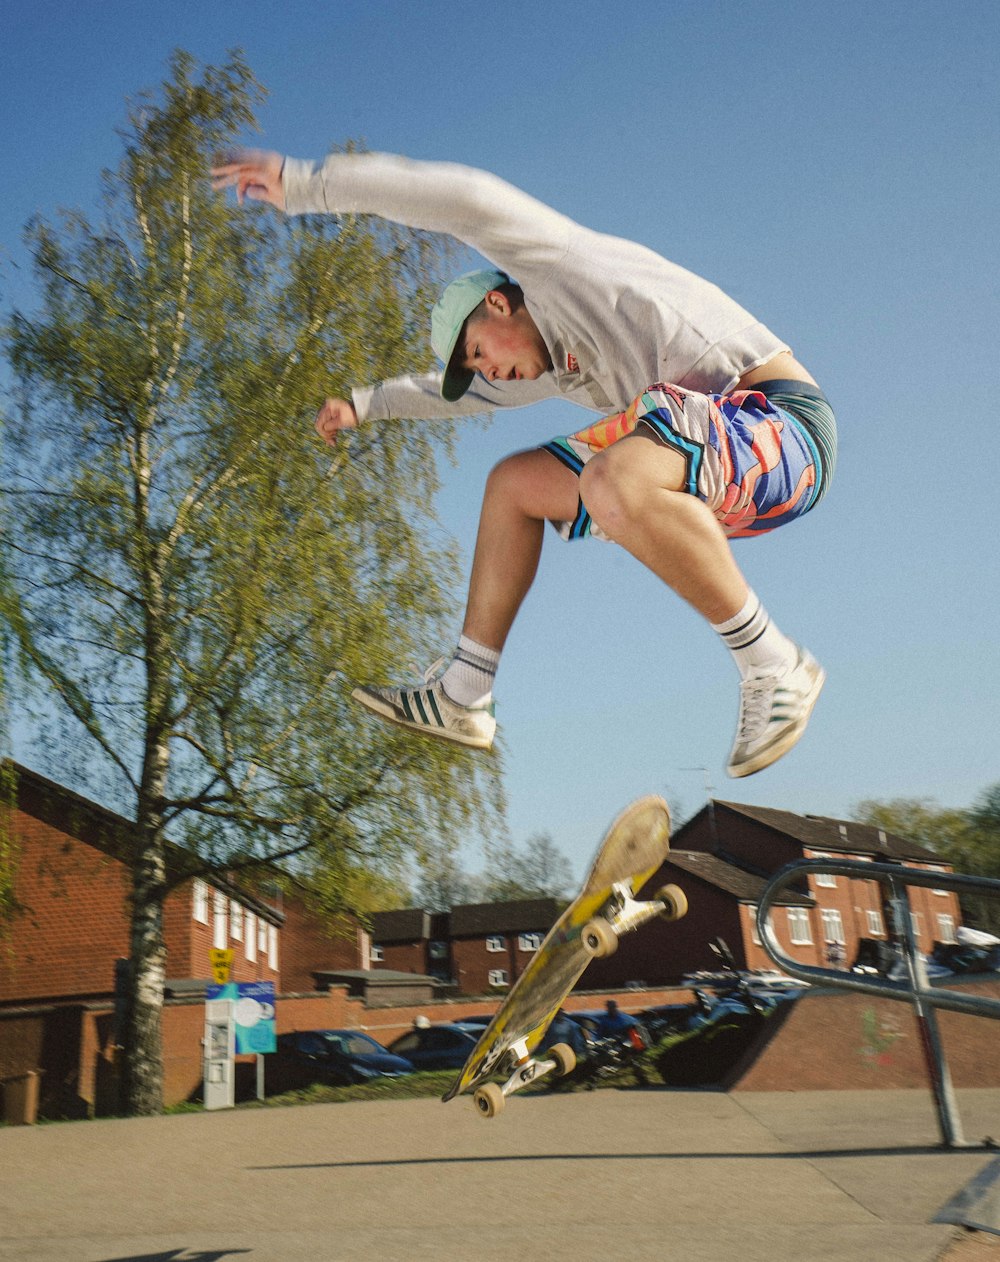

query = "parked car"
[
  {"left": 268, "top": 1029, "right": 414, "bottom": 1092},
  {"left": 387, "top": 1023, "right": 480, "bottom": 1070},
  {"left": 452, "top": 1014, "right": 494, "bottom": 1031}
]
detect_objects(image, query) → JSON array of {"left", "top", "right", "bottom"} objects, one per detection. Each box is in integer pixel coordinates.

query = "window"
[
  {"left": 866, "top": 909, "right": 885, "bottom": 936},
  {"left": 930, "top": 865, "right": 949, "bottom": 897},
  {"left": 230, "top": 900, "right": 244, "bottom": 942},
  {"left": 518, "top": 933, "right": 543, "bottom": 952},
  {"left": 937, "top": 914, "right": 957, "bottom": 944},
  {"left": 245, "top": 911, "right": 257, "bottom": 962},
  {"left": 747, "top": 903, "right": 767, "bottom": 943},
  {"left": 192, "top": 879, "right": 209, "bottom": 924},
  {"left": 213, "top": 888, "right": 228, "bottom": 949},
  {"left": 810, "top": 853, "right": 837, "bottom": 888},
  {"left": 486, "top": 935, "right": 505, "bottom": 953},
  {"left": 267, "top": 924, "right": 278, "bottom": 970},
  {"left": 488, "top": 969, "right": 509, "bottom": 987},
  {"left": 787, "top": 907, "right": 812, "bottom": 945},
  {"left": 910, "top": 911, "right": 923, "bottom": 940},
  {"left": 428, "top": 941, "right": 448, "bottom": 960},
  {"left": 258, "top": 916, "right": 268, "bottom": 956},
  {"left": 820, "top": 908, "right": 845, "bottom": 944},
  {"left": 748, "top": 904, "right": 770, "bottom": 946},
  {"left": 371, "top": 943, "right": 384, "bottom": 962}
]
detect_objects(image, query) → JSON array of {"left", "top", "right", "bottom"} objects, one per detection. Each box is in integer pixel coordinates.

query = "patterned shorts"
[{"left": 541, "top": 381, "right": 829, "bottom": 541}]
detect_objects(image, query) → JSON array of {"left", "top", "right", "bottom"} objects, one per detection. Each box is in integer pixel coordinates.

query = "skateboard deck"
[{"left": 442, "top": 794, "right": 686, "bottom": 1116}]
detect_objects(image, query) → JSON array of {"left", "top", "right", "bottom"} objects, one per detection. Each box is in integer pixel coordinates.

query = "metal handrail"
[{"left": 755, "top": 858, "right": 1000, "bottom": 1149}]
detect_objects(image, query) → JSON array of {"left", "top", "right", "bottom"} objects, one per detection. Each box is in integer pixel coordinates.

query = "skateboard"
[{"left": 442, "top": 795, "right": 687, "bottom": 1117}]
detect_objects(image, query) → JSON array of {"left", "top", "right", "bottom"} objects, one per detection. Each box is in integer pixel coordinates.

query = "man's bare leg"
[
  {"left": 460, "top": 448, "right": 580, "bottom": 651},
  {"left": 577, "top": 430, "right": 824, "bottom": 776},
  {"left": 350, "top": 448, "right": 577, "bottom": 747},
  {"left": 577, "top": 432, "right": 748, "bottom": 622}
]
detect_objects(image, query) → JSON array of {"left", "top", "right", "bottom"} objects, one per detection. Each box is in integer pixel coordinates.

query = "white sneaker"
[
  {"left": 726, "top": 649, "right": 825, "bottom": 778},
  {"left": 351, "top": 661, "right": 496, "bottom": 751}
]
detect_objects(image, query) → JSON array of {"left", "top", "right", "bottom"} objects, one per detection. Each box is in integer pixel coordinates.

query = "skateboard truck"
[
  {"left": 580, "top": 879, "right": 688, "bottom": 958},
  {"left": 473, "top": 1038, "right": 577, "bottom": 1118}
]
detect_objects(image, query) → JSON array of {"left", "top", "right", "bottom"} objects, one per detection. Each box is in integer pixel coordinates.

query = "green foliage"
[
  {"left": 0, "top": 49, "right": 503, "bottom": 1111},
  {"left": 852, "top": 784, "right": 1000, "bottom": 933}
]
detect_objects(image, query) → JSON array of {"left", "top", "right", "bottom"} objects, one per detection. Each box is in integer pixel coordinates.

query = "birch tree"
[{"left": 1, "top": 50, "right": 500, "bottom": 1114}]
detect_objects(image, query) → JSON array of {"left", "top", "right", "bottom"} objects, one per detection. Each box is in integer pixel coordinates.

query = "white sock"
[
  {"left": 712, "top": 593, "right": 797, "bottom": 680},
  {"left": 440, "top": 635, "right": 500, "bottom": 707}
]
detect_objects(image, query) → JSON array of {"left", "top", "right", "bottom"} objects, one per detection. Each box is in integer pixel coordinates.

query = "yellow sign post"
[{"left": 210, "top": 948, "right": 234, "bottom": 985}]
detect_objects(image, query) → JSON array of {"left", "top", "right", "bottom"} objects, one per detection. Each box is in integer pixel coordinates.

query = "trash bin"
[{"left": 3, "top": 1070, "right": 41, "bottom": 1126}]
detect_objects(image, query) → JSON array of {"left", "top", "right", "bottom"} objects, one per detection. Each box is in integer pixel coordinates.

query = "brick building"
[
  {"left": 368, "top": 908, "right": 451, "bottom": 979},
  {"left": 449, "top": 899, "right": 560, "bottom": 993},
  {"left": 370, "top": 899, "right": 560, "bottom": 992},
  {"left": 370, "top": 801, "right": 963, "bottom": 994},
  {"left": 0, "top": 763, "right": 358, "bottom": 1006},
  {"left": 674, "top": 800, "right": 961, "bottom": 966}
]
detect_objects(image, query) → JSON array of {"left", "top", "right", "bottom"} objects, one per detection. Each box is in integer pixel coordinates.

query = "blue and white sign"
[
  {"left": 233, "top": 981, "right": 277, "bottom": 1054},
  {"left": 206, "top": 980, "right": 276, "bottom": 1054}
]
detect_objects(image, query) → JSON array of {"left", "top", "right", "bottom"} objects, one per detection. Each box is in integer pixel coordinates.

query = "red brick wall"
[
  {"left": 2, "top": 798, "right": 285, "bottom": 1004},
  {"left": 1, "top": 804, "right": 131, "bottom": 1001},
  {"left": 730, "top": 981, "right": 1000, "bottom": 1091},
  {"left": 452, "top": 932, "right": 539, "bottom": 994},
  {"left": 278, "top": 899, "right": 363, "bottom": 992},
  {"left": 376, "top": 942, "right": 430, "bottom": 975}
]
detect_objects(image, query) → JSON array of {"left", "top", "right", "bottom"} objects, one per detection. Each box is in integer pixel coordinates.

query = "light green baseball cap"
[{"left": 431, "top": 268, "right": 509, "bottom": 402}]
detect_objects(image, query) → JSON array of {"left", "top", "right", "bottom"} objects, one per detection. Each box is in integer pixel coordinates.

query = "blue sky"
[{"left": 3, "top": 1, "right": 998, "bottom": 878}]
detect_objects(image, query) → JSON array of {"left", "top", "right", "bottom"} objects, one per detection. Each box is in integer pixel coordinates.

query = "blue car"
[
  {"left": 269, "top": 1029, "right": 414, "bottom": 1091},
  {"left": 386, "top": 1023, "right": 479, "bottom": 1071}
]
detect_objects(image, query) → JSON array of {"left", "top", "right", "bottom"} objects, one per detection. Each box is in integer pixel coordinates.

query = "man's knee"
[
  {"left": 485, "top": 448, "right": 579, "bottom": 522},
  {"left": 579, "top": 444, "right": 650, "bottom": 535},
  {"left": 483, "top": 450, "right": 532, "bottom": 503}
]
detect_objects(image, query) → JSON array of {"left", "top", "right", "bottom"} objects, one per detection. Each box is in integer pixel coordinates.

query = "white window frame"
[
  {"left": 748, "top": 903, "right": 766, "bottom": 946},
  {"left": 488, "top": 969, "right": 509, "bottom": 987},
  {"left": 267, "top": 923, "right": 278, "bottom": 971},
  {"left": 258, "top": 916, "right": 268, "bottom": 957},
  {"left": 930, "top": 865, "right": 949, "bottom": 896},
  {"left": 910, "top": 911, "right": 923, "bottom": 939},
  {"left": 192, "top": 878, "right": 209, "bottom": 924},
  {"left": 866, "top": 908, "right": 885, "bottom": 936},
  {"left": 213, "top": 888, "right": 228, "bottom": 949},
  {"left": 245, "top": 911, "right": 257, "bottom": 962},
  {"left": 486, "top": 935, "right": 505, "bottom": 953},
  {"left": 787, "top": 907, "right": 813, "bottom": 946},
  {"left": 518, "top": 933, "right": 543, "bottom": 952},
  {"left": 810, "top": 853, "right": 837, "bottom": 888},
  {"left": 937, "top": 913, "right": 957, "bottom": 944},
  {"left": 230, "top": 900, "right": 244, "bottom": 943},
  {"left": 820, "top": 908, "right": 846, "bottom": 944},
  {"left": 371, "top": 943, "right": 384, "bottom": 962}
]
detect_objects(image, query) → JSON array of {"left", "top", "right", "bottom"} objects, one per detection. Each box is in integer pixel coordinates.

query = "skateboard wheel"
[
  {"left": 549, "top": 1043, "right": 576, "bottom": 1077},
  {"left": 474, "top": 1082, "right": 505, "bottom": 1118},
  {"left": 654, "top": 883, "right": 688, "bottom": 922},
  {"left": 582, "top": 918, "right": 619, "bottom": 958}
]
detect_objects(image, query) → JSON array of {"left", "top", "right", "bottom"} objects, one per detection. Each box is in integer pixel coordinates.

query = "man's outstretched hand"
[
  {"left": 211, "top": 149, "right": 286, "bottom": 210},
  {"left": 315, "top": 398, "right": 359, "bottom": 447}
]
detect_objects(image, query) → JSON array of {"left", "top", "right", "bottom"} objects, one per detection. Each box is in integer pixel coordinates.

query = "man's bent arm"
[
  {"left": 282, "top": 152, "right": 573, "bottom": 283},
  {"left": 354, "top": 371, "right": 564, "bottom": 424}
]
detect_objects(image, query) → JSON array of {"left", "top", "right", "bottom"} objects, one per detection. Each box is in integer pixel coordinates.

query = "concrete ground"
[{"left": 1, "top": 1087, "right": 999, "bottom": 1262}]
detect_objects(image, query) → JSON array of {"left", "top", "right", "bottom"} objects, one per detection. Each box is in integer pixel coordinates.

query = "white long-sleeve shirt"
[{"left": 282, "top": 152, "right": 789, "bottom": 423}]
